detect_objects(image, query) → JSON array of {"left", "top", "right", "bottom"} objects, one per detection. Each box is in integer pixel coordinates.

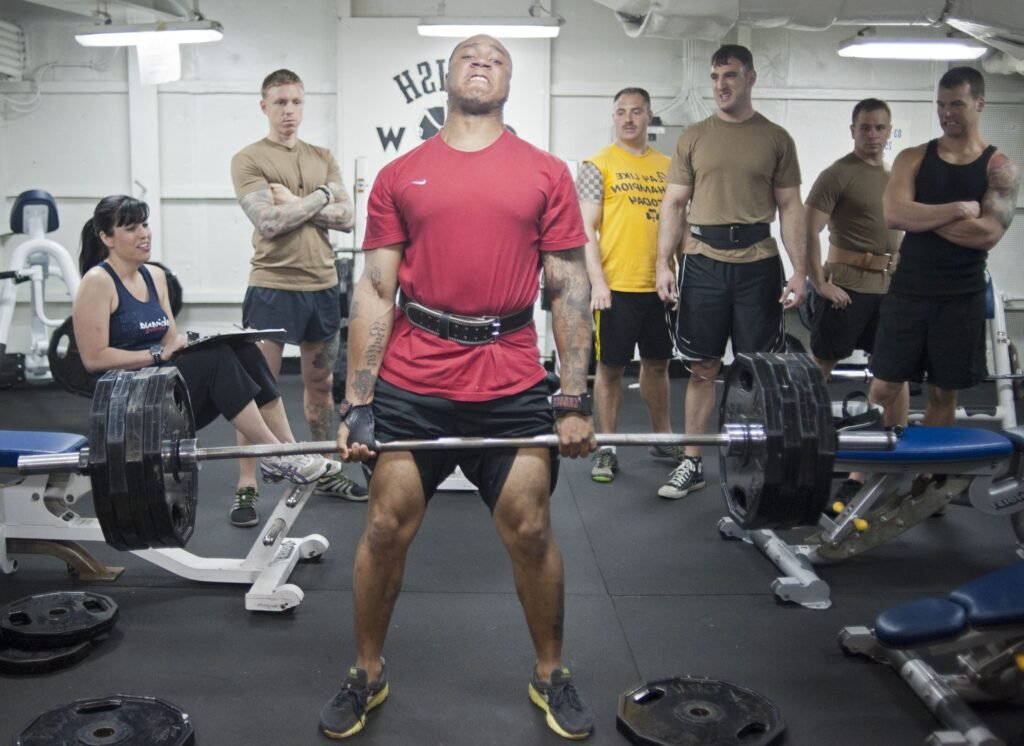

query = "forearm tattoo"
[
  {"left": 310, "top": 181, "right": 355, "bottom": 231},
  {"left": 575, "top": 162, "right": 604, "bottom": 203},
  {"left": 543, "top": 248, "right": 592, "bottom": 392},
  {"left": 239, "top": 188, "right": 329, "bottom": 238},
  {"left": 347, "top": 262, "right": 396, "bottom": 403}
]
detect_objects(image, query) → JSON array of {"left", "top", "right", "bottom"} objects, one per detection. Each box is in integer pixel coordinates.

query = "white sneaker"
[{"left": 260, "top": 452, "right": 331, "bottom": 485}]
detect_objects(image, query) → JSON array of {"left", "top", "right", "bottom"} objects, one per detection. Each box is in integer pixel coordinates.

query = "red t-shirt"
[{"left": 363, "top": 131, "right": 586, "bottom": 401}]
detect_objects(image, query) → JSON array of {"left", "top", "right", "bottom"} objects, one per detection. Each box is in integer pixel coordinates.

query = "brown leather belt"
[
  {"left": 398, "top": 290, "right": 533, "bottom": 346},
  {"left": 826, "top": 245, "right": 898, "bottom": 273}
]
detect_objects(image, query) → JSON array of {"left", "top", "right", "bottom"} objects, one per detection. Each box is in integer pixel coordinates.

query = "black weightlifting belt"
[
  {"left": 690, "top": 223, "right": 770, "bottom": 250},
  {"left": 398, "top": 290, "right": 533, "bottom": 346}
]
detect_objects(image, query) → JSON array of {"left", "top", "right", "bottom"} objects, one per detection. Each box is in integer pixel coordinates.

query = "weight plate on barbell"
[
  {"left": 1, "top": 591, "right": 118, "bottom": 651},
  {"left": 105, "top": 370, "right": 147, "bottom": 550},
  {"left": 16, "top": 694, "right": 194, "bottom": 746},
  {"left": 617, "top": 676, "right": 785, "bottom": 746},
  {"left": 786, "top": 355, "right": 836, "bottom": 524},
  {"left": 124, "top": 368, "right": 164, "bottom": 548},
  {"left": 141, "top": 367, "right": 197, "bottom": 548},
  {"left": 89, "top": 372, "right": 129, "bottom": 550}
]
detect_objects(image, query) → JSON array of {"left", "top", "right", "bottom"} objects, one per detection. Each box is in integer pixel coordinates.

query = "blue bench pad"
[
  {"left": 875, "top": 598, "right": 968, "bottom": 647},
  {"left": 950, "top": 563, "right": 1024, "bottom": 629},
  {"left": 837, "top": 426, "right": 1012, "bottom": 463},
  {"left": 0, "top": 430, "right": 86, "bottom": 469}
]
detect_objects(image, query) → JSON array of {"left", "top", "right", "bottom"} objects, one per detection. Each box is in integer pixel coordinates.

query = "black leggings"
[{"left": 170, "top": 342, "right": 280, "bottom": 430}]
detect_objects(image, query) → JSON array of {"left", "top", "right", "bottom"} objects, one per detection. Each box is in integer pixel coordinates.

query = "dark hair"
[
  {"left": 939, "top": 66, "right": 985, "bottom": 99},
  {"left": 851, "top": 98, "right": 891, "bottom": 123},
  {"left": 79, "top": 195, "right": 150, "bottom": 275},
  {"left": 613, "top": 87, "right": 651, "bottom": 108},
  {"left": 711, "top": 44, "right": 754, "bottom": 71},
  {"left": 261, "top": 69, "right": 303, "bottom": 98}
]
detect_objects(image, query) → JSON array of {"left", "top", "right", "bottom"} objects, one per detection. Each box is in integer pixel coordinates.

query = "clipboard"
[{"left": 180, "top": 328, "right": 286, "bottom": 353}]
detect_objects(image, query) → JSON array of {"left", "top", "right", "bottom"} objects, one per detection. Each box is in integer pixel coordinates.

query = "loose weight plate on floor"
[
  {"left": 16, "top": 694, "right": 194, "bottom": 746},
  {"left": 0, "top": 639, "right": 93, "bottom": 675},
  {"left": 0, "top": 592, "right": 118, "bottom": 650},
  {"left": 617, "top": 676, "right": 785, "bottom": 746}
]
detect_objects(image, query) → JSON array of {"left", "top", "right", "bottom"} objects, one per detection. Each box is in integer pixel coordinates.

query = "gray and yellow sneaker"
[
  {"left": 528, "top": 667, "right": 593, "bottom": 740},
  {"left": 590, "top": 447, "right": 619, "bottom": 483},
  {"left": 320, "top": 661, "right": 389, "bottom": 739}
]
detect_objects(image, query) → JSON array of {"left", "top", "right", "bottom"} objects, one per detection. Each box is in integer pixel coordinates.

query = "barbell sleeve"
[{"left": 18, "top": 430, "right": 897, "bottom": 475}]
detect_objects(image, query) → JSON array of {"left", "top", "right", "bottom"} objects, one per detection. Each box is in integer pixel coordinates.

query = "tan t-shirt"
[
  {"left": 668, "top": 112, "right": 801, "bottom": 263},
  {"left": 230, "top": 138, "right": 342, "bottom": 290},
  {"left": 805, "top": 152, "right": 900, "bottom": 294}
]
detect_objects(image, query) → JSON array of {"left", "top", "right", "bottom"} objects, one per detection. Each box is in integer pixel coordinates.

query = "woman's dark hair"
[{"left": 79, "top": 195, "right": 150, "bottom": 275}]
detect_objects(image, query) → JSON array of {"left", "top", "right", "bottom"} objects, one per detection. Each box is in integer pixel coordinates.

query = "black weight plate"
[
  {"left": 16, "top": 694, "right": 194, "bottom": 746},
  {"left": 1, "top": 592, "right": 118, "bottom": 650},
  {"left": 0, "top": 639, "right": 93, "bottom": 675},
  {"left": 89, "top": 372, "right": 126, "bottom": 550},
  {"left": 47, "top": 316, "right": 98, "bottom": 398},
  {"left": 787, "top": 356, "right": 836, "bottom": 523},
  {"left": 105, "top": 370, "right": 146, "bottom": 550},
  {"left": 142, "top": 367, "right": 197, "bottom": 548},
  {"left": 124, "top": 368, "right": 162, "bottom": 548},
  {"left": 617, "top": 676, "right": 785, "bottom": 746}
]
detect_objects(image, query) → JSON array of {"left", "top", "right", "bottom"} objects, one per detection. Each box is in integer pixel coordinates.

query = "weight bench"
[
  {"left": 0, "top": 430, "right": 329, "bottom": 612},
  {"left": 719, "top": 426, "right": 1024, "bottom": 609},
  {"left": 839, "top": 562, "right": 1024, "bottom": 746}
]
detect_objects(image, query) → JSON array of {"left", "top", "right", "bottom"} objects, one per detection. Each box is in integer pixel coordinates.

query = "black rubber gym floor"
[{"left": 1, "top": 375, "right": 1022, "bottom": 745}]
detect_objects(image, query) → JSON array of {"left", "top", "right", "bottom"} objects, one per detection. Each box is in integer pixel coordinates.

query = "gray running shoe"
[{"left": 590, "top": 447, "right": 619, "bottom": 483}]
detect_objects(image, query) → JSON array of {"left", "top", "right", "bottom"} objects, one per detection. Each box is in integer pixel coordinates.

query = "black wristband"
[
  {"left": 552, "top": 392, "right": 592, "bottom": 417},
  {"left": 315, "top": 185, "right": 332, "bottom": 204}
]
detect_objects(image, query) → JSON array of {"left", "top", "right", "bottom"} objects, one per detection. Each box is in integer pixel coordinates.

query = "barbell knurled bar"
[{"left": 18, "top": 430, "right": 895, "bottom": 475}]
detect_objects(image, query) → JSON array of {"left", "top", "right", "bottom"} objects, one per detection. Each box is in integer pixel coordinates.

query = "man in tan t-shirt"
[
  {"left": 805, "top": 98, "right": 907, "bottom": 506},
  {"left": 655, "top": 44, "right": 807, "bottom": 500},
  {"left": 229, "top": 69, "right": 365, "bottom": 527}
]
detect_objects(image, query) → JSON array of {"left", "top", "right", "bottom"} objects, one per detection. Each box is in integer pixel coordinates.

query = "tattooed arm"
[
  {"left": 336, "top": 245, "right": 402, "bottom": 460},
  {"left": 238, "top": 185, "right": 332, "bottom": 240},
  {"left": 310, "top": 181, "right": 355, "bottom": 233},
  {"left": 542, "top": 246, "right": 597, "bottom": 458},
  {"left": 935, "top": 152, "right": 1020, "bottom": 251}
]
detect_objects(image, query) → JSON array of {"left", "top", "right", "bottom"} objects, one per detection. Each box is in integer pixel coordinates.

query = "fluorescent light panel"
[
  {"left": 838, "top": 36, "right": 986, "bottom": 61},
  {"left": 75, "top": 20, "right": 223, "bottom": 47},
  {"left": 417, "top": 17, "right": 561, "bottom": 38}
]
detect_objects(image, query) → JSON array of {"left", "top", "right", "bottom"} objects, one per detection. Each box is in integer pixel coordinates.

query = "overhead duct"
[{"left": 592, "top": 0, "right": 1024, "bottom": 70}]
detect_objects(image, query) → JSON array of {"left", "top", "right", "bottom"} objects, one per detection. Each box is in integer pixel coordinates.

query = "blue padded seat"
[
  {"left": 837, "top": 426, "right": 1012, "bottom": 463},
  {"left": 949, "top": 563, "right": 1024, "bottom": 629},
  {"left": 1003, "top": 427, "right": 1024, "bottom": 451},
  {"left": 0, "top": 430, "right": 86, "bottom": 469},
  {"left": 875, "top": 598, "right": 968, "bottom": 648}
]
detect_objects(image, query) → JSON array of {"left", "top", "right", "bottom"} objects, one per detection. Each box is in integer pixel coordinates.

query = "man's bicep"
[
  {"left": 983, "top": 154, "right": 1020, "bottom": 231},
  {"left": 774, "top": 185, "right": 802, "bottom": 211},
  {"left": 575, "top": 162, "right": 604, "bottom": 203},
  {"left": 360, "top": 246, "right": 404, "bottom": 301},
  {"left": 805, "top": 205, "right": 829, "bottom": 234}
]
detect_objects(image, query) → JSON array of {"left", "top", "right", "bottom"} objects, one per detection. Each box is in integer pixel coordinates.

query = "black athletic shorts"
[
  {"left": 594, "top": 291, "right": 673, "bottom": 367},
  {"left": 370, "top": 377, "right": 559, "bottom": 511},
  {"left": 810, "top": 287, "right": 884, "bottom": 362},
  {"left": 242, "top": 285, "right": 341, "bottom": 345},
  {"left": 676, "top": 254, "right": 785, "bottom": 360},
  {"left": 870, "top": 290, "right": 987, "bottom": 390}
]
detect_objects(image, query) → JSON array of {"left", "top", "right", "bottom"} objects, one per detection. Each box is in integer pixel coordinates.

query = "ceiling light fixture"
[
  {"left": 838, "top": 32, "right": 987, "bottom": 61},
  {"left": 417, "top": 0, "right": 563, "bottom": 38},
  {"left": 74, "top": 19, "right": 224, "bottom": 47}
]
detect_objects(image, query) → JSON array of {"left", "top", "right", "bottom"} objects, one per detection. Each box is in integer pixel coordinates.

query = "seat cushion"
[
  {"left": 875, "top": 597, "right": 967, "bottom": 648},
  {"left": 949, "top": 563, "right": 1024, "bottom": 629},
  {"left": 0, "top": 430, "right": 87, "bottom": 469}
]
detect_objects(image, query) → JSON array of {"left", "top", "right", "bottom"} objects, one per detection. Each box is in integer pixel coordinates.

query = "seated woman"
[{"left": 73, "top": 194, "right": 337, "bottom": 527}]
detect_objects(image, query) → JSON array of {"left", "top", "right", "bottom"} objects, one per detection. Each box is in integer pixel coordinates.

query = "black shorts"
[
  {"left": 370, "top": 377, "right": 559, "bottom": 511},
  {"left": 810, "top": 287, "right": 884, "bottom": 362},
  {"left": 676, "top": 254, "right": 785, "bottom": 359},
  {"left": 594, "top": 291, "right": 673, "bottom": 366},
  {"left": 870, "top": 290, "right": 987, "bottom": 390},
  {"left": 242, "top": 285, "right": 341, "bottom": 345},
  {"left": 171, "top": 342, "right": 280, "bottom": 430}
]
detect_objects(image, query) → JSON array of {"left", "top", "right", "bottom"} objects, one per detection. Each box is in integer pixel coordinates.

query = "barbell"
[{"left": 17, "top": 353, "right": 896, "bottom": 551}]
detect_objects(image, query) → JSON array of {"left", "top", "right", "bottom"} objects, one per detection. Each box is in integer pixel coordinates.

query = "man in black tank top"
[{"left": 869, "top": 67, "right": 1020, "bottom": 428}]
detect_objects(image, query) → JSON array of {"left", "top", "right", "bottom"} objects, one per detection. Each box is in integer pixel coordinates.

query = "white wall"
[{"left": 1, "top": 0, "right": 1023, "bottom": 355}]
